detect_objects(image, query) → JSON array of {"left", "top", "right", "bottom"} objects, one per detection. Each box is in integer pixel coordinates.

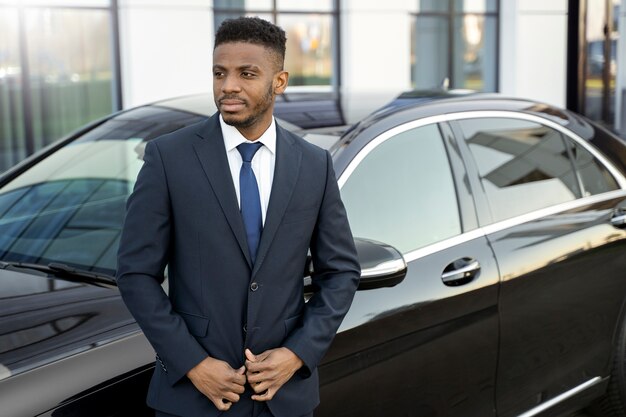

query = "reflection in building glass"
[
  {"left": 280, "top": 14, "right": 332, "bottom": 86},
  {"left": 412, "top": 2, "right": 498, "bottom": 92},
  {"left": 213, "top": 2, "right": 336, "bottom": 87},
  {"left": 0, "top": 5, "right": 116, "bottom": 173},
  {"left": 0, "top": 8, "right": 26, "bottom": 171}
]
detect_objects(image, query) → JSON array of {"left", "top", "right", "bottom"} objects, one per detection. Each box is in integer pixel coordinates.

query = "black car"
[{"left": 1, "top": 91, "right": 626, "bottom": 417}]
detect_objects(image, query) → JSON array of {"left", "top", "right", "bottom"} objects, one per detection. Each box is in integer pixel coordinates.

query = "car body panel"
[
  {"left": 316, "top": 111, "right": 500, "bottom": 416},
  {"left": 489, "top": 194, "right": 626, "bottom": 416},
  {"left": 0, "top": 270, "right": 138, "bottom": 377},
  {"left": 319, "top": 234, "right": 500, "bottom": 416},
  {"left": 1, "top": 92, "right": 626, "bottom": 416},
  {"left": 0, "top": 269, "right": 154, "bottom": 417},
  {"left": 0, "top": 330, "right": 153, "bottom": 417}
]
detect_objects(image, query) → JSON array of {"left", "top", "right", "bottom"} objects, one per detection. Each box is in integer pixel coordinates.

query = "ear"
[{"left": 274, "top": 71, "right": 289, "bottom": 95}]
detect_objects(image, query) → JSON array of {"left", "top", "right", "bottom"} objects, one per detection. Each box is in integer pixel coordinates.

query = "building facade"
[{"left": 0, "top": 0, "right": 624, "bottom": 172}]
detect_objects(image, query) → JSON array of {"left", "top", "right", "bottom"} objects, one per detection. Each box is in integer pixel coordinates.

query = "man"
[{"left": 116, "top": 17, "right": 360, "bottom": 417}]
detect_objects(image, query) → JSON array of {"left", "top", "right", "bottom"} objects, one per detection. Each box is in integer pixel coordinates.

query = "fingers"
[
  {"left": 245, "top": 348, "right": 257, "bottom": 362},
  {"left": 221, "top": 390, "right": 241, "bottom": 404},
  {"left": 245, "top": 349, "right": 259, "bottom": 371},
  {"left": 212, "top": 398, "right": 233, "bottom": 412},
  {"left": 245, "top": 356, "right": 270, "bottom": 373},
  {"left": 246, "top": 348, "right": 302, "bottom": 403},
  {"left": 246, "top": 369, "right": 272, "bottom": 384},
  {"left": 251, "top": 388, "right": 273, "bottom": 402},
  {"left": 245, "top": 349, "right": 276, "bottom": 373},
  {"left": 229, "top": 381, "right": 246, "bottom": 394},
  {"left": 232, "top": 370, "right": 247, "bottom": 386},
  {"left": 249, "top": 379, "right": 271, "bottom": 394},
  {"left": 256, "top": 350, "right": 272, "bottom": 361},
  {"left": 189, "top": 358, "right": 247, "bottom": 409},
  {"left": 209, "top": 382, "right": 244, "bottom": 411},
  {"left": 245, "top": 348, "right": 270, "bottom": 370},
  {"left": 245, "top": 349, "right": 277, "bottom": 381}
]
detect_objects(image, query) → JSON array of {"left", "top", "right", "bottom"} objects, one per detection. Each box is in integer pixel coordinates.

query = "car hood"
[{"left": 0, "top": 269, "right": 138, "bottom": 380}]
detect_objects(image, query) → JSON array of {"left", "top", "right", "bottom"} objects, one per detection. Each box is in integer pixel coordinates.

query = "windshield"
[
  {"left": 0, "top": 106, "right": 206, "bottom": 276},
  {"left": 0, "top": 101, "right": 342, "bottom": 277}
]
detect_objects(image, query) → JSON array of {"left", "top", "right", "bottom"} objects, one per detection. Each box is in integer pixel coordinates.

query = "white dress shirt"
[{"left": 220, "top": 115, "right": 276, "bottom": 225}]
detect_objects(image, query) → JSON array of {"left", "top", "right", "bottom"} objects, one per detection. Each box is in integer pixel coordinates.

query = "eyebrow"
[{"left": 212, "top": 64, "right": 262, "bottom": 72}]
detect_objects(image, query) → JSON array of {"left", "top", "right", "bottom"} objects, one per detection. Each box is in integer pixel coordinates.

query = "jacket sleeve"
[
  {"left": 116, "top": 140, "right": 207, "bottom": 386},
  {"left": 283, "top": 150, "right": 361, "bottom": 377}
]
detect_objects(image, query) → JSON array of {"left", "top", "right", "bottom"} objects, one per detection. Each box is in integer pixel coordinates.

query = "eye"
[
  {"left": 213, "top": 71, "right": 224, "bottom": 78},
  {"left": 242, "top": 72, "right": 256, "bottom": 78}
]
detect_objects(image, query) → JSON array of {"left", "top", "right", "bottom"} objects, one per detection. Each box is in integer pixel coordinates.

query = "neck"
[{"left": 237, "top": 117, "right": 273, "bottom": 141}]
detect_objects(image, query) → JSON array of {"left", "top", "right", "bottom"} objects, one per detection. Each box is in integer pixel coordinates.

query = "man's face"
[{"left": 213, "top": 42, "right": 288, "bottom": 138}]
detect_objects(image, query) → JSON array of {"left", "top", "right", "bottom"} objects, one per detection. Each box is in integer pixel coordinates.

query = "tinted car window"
[
  {"left": 340, "top": 123, "right": 461, "bottom": 254},
  {"left": 0, "top": 107, "right": 206, "bottom": 276},
  {"left": 459, "top": 118, "right": 582, "bottom": 223},
  {"left": 567, "top": 140, "right": 619, "bottom": 196}
]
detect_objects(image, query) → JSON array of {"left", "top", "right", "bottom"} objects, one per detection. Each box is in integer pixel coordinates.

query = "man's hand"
[
  {"left": 245, "top": 347, "right": 304, "bottom": 401},
  {"left": 186, "top": 356, "right": 246, "bottom": 411}
]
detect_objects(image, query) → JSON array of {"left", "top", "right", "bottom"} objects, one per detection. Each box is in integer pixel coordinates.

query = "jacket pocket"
[
  {"left": 178, "top": 311, "right": 210, "bottom": 337},
  {"left": 284, "top": 314, "right": 303, "bottom": 338}
]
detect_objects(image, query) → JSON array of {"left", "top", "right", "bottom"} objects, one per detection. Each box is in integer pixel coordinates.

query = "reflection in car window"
[
  {"left": 459, "top": 118, "right": 583, "bottom": 223},
  {"left": 340, "top": 123, "right": 461, "bottom": 254},
  {"left": 0, "top": 107, "right": 206, "bottom": 276},
  {"left": 567, "top": 140, "right": 619, "bottom": 196}
]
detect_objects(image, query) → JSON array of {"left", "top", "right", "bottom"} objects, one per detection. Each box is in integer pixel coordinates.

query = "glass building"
[
  {"left": 411, "top": 0, "right": 499, "bottom": 92},
  {"left": 0, "top": 0, "right": 121, "bottom": 172},
  {"left": 0, "top": 0, "right": 624, "bottom": 173}
]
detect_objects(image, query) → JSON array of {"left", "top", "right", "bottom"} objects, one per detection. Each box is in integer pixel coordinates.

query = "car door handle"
[
  {"left": 611, "top": 210, "right": 626, "bottom": 228},
  {"left": 442, "top": 258, "right": 481, "bottom": 286}
]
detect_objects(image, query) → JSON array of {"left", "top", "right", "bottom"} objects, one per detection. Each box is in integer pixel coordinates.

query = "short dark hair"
[{"left": 214, "top": 17, "right": 287, "bottom": 69}]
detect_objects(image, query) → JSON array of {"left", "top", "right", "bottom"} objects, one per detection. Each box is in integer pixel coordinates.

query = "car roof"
[
  {"left": 152, "top": 91, "right": 345, "bottom": 131},
  {"left": 150, "top": 90, "right": 606, "bottom": 160},
  {"left": 342, "top": 91, "right": 585, "bottom": 140},
  {"left": 152, "top": 90, "right": 579, "bottom": 135}
]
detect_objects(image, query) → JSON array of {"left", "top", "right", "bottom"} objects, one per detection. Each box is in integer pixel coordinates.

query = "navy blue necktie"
[{"left": 237, "top": 142, "right": 263, "bottom": 264}]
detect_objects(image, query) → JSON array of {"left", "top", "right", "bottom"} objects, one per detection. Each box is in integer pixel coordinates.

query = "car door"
[
  {"left": 315, "top": 117, "right": 500, "bottom": 416},
  {"left": 452, "top": 113, "right": 626, "bottom": 417}
]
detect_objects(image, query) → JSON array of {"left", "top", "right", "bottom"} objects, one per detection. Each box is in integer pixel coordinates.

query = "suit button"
[
  {"left": 250, "top": 282, "right": 259, "bottom": 291},
  {"left": 243, "top": 324, "right": 247, "bottom": 333}
]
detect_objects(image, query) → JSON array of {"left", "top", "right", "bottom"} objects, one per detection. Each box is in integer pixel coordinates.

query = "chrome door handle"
[{"left": 442, "top": 259, "right": 481, "bottom": 286}]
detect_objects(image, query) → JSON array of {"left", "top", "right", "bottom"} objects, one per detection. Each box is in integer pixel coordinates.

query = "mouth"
[{"left": 219, "top": 98, "right": 246, "bottom": 113}]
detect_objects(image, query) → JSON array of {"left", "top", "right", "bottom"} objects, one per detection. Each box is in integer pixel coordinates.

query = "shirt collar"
[{"left": 219, "top": 115, "right": 276, "bottom": 155}]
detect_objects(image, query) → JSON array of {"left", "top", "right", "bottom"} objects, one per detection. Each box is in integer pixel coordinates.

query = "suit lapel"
[
  {"left": 192, "top": 115, "right": 252, "bottom": 268},
  {"left": 253, "top": 126, "right": 302, "bottom": 277}
]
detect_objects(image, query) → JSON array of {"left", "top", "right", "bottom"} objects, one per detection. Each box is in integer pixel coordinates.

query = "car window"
[
  {"left": 340, "top": 123, "right": 461, "bottom": 254},
  {"left": 0, "top": 107, "right": 206, "bottom": 276},
  {"left": 567, "top": 140, "right": 619, "bottom": 196},
  {"left": 458, "top": 117, "right": 587, "bottom": 223}
]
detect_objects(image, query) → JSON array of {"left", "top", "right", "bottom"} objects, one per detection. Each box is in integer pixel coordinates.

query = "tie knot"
[{"left": 237, "top": 142, "right": 263, "bottom": 163}]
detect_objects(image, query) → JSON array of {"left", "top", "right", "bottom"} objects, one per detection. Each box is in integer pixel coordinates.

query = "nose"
[{"left": 221, "top": 74, "right": 242, "bottom": 94}]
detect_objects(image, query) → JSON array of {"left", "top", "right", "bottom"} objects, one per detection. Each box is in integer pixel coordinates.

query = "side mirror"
[{"left": 304, "top": 237, "right": 407, "bottom": 293}]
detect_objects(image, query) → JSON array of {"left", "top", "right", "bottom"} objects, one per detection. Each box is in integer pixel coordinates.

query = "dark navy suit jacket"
[{"left": 116, "top": 113, "right": 360, "bottom": 417}]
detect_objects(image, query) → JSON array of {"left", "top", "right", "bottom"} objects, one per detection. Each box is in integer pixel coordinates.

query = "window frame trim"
[
  {"left": 393, "top": 188, "right": 626, "bottom": 265},
  {"left": 338, "top": 116, "right": 465, "bottom": 256},
  {"left": 337, "top": 110, "right": 626, "bottom": 263},
  {"left": 447, "top": 110, "right": 626, "bottom": 190},
  {"left": 339, "top": 111, "right": 626, "bottom": 191}
]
